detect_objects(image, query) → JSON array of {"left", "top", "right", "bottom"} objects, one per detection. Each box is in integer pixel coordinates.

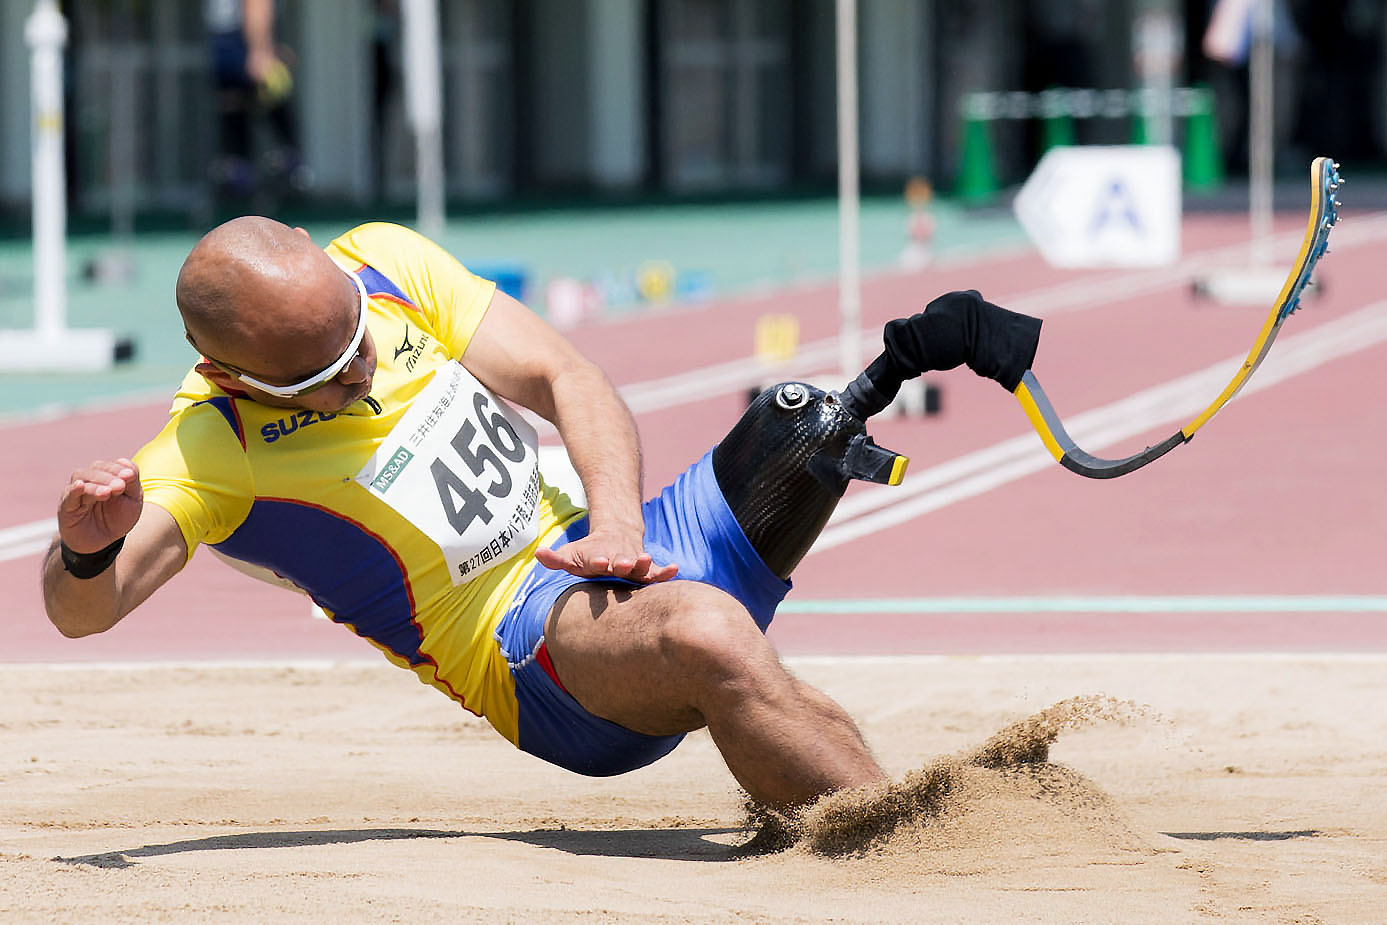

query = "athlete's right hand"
[{"left": 57, "top": 458, "right": 142, "bottom": 554}]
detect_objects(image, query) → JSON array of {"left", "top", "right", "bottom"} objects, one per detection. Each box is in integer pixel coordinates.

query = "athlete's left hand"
[{"left": 535, "top": 527, "right": 678, "bottom": 583}]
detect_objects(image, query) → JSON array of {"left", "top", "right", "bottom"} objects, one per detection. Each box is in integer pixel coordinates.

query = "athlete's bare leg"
[{"left": 544, "top": 580, "right": 885, "bottom": 810}]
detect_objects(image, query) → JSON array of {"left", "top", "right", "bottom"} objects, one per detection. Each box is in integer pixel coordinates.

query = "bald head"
[{"left": 177, "top": 216, "right": 360, "bottom": 382}]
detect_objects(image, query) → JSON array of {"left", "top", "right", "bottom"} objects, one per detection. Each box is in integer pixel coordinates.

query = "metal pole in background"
[
  {"left": 1248, "top": 0, "right": 1274, "bottom": 267},
  {"left": 26, "top": 0, "right": 66, "bottom": 343},
  {"left": 402, "top": 0, "right": 445, "bottom": 239},
  {"left": 1134, "top": 2, "right": 1181, "bottom": 148},
  {"left": 0, "top": 0, "right": 124, "bottom": 370},
  {"left": 89, "top": 0, "right": 139, "bottom": 283},
  {"left": 1188, "top": 0, "right": 1284, "bottom": 306},
  {"left": 110, "top": 2, "right": 137, "bottom": 247},
  {"left": 836, "top": 0, "right": 861, "bottom": 382}
]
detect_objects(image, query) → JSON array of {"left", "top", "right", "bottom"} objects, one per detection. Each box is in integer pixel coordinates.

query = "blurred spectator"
[
  {"left": 1286, "top": 0, "right": 1384, "bottom": 166},
  {"left": 1023, "top": 0, "right": 1103, "bottom": 152},
  {"left": 371, "top": 0, "right": 400, "bottom": 199},
  {"left": 1200, "top": 0, "right": 1302, "bottom": 175},
  {"left": 1024, "top": 0, "right": 1102, "bottom": 91},
  {"left": 206, "top": 0, "right": 311, "bottom": 205}
]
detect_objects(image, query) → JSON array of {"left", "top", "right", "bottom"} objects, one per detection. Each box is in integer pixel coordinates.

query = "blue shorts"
[{"left": 492, "top": 450, "right": 790, "bottom": 776}]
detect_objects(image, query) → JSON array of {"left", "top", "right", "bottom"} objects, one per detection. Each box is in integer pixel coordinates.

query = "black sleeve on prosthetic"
[{"left": 842, "top": 289, "right": 1042, "bottom": 419}]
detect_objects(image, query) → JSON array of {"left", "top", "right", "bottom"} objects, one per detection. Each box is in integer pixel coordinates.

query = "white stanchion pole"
[
  {"left": 28, "top": 0, "right": 65, "bottom": 344},
  {"left": 835, "top": 0, "right": 861, "bottom": 383},
  {"left": 1134, "top": 4, "right": 1180, "bottom": 147},
  {"left": 83, "top": 1, "right": 137, "bottom": 284},
  {"left": 1248, "top": 0, "right": 1275, "bottom": 267},
  {"left": 402, "top": 0, "right": 445, "bottom": 240},
  {"left": 1190, "top": 0, "right": 1285, "bottom": 305},
  {"left": 0, "top": 0, "right": 124, "bottom": 372}
]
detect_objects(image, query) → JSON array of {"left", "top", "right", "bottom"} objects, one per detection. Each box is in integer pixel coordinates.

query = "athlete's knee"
[
  {"left": 713, "top": 382, "right": 903, "bottom": 579},
  {"left": 654, "top": 584, "right": 771, "bottom": 684}
]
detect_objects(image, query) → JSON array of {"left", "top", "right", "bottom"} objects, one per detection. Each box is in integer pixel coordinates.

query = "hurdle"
[{"left": 954, "top": 86, "right": 1223, "bottom": 203}]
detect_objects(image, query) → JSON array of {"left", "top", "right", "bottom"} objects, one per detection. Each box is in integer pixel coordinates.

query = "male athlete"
[{"left": 43, "top": 217, "right": 1040, "bottom": 813}]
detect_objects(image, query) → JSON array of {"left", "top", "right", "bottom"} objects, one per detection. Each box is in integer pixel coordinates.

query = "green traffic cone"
[
  {"left": 1183, "top": 85, "right": 1223, "bottom": 192},
  {"left": 955, "top": 114, "right": 998, "bottom": 203},
  {"left": 1043, "top": 111, "right": 1076, "bottom": 150},
  {"left": 1039, "top": 87, "right": 1075, "bottom": 150},
  {"left": 1131, "top": 112, "right": 1149, "bottom": 145},
  {"left": 1131, "top": 88, "right": 1155, "bottom": 145}
]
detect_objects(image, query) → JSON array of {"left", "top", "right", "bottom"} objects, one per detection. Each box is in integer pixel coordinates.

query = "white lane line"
[
  {"left": 0, "top": 519, "right": 55, "bottom": 563},
  {"left": 785, "top": 652, "right": 1387, "bottom": 667},
  {"left": 812, "top": 298, "right": 1387, "bottom": 553},
  {"left": 619, "top": 339, "right": 842, "bottom": 413},
  {"left": 0, "top": 386, "right": 173, "bottom": 430},
  {"left": 777, "top": 595, "right": 1387, "bottom": 614}
]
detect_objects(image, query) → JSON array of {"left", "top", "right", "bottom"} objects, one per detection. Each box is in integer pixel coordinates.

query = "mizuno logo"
[
  {"left": 393, "top": 326, "right": 415, "bottom": 361},
  {"left": 393, "top": 324, "right": 430, "bottom": 372}
]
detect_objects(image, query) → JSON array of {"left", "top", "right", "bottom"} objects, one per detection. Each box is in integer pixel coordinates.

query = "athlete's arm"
[
  {"left": 42, "top": 458, "right": 189, "bottom": 637},
  {"left": 241, "top": 0, "right": 279, "bottom": 83},
  {"left": 460, "top": 290, "right": 676, "bottom": 583}
]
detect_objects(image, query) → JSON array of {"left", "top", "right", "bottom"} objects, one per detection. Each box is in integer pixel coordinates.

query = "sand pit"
[{"left": 2, "top": 654, "right": 1385, "bottom": 922}]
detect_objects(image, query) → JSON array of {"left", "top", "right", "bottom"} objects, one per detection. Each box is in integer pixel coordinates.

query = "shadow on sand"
[
  {"left": 1162, "top": 830, "right": 1320, "bottom": 842},
  {"left": 54, "top": 824, "right": 746, "bottom": 868}
]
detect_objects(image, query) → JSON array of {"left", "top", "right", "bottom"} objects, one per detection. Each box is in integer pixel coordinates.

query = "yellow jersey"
[{"left": 134, "top": 222, "right": 584, "bottom": 743}]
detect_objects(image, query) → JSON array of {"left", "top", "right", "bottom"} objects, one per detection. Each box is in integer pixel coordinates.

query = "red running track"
[{"left": 4, "top": 212, "right": 1385, "bottom": 662}]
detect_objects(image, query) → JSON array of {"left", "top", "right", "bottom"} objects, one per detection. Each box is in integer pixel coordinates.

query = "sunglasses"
[{"left": 190, "top": 269, "right": 370, "bottom": 399}]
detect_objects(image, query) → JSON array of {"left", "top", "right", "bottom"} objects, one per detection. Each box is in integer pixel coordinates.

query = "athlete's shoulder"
[
  {"left": 324, "top": 221, "right": 494, "bottom": 358},
  {"left": 327, "top": 221, "right": 439, "bottom": 266},
  {"left": 331, "top": 220, "right": 419, "bottom": 245},
  {"left": 327, "top": 222, "right": 467, "bottom": 300}
]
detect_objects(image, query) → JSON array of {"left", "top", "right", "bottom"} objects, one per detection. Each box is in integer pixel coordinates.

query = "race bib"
[{"left": 356, "top": 361, "right": 541, "bottom": 585}]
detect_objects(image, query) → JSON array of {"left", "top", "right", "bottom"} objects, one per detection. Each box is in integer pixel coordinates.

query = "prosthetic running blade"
[{"left": 1013, "top": 156, "right": 1343, "bottom": 479}]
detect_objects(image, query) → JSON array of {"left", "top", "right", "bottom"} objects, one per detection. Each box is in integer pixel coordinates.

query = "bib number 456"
[{"left": 430, "top": 392, "right": 527, "bottom": 534}]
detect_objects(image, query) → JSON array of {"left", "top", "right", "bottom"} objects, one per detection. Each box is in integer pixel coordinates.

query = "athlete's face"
[{"left": 243, "top": 323, "right": 380, "bottom": 414}]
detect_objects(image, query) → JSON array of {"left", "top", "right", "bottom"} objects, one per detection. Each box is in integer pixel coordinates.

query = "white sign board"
[{"left": 1014, "top": 145, "right": 1182, "bottom": 268}]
